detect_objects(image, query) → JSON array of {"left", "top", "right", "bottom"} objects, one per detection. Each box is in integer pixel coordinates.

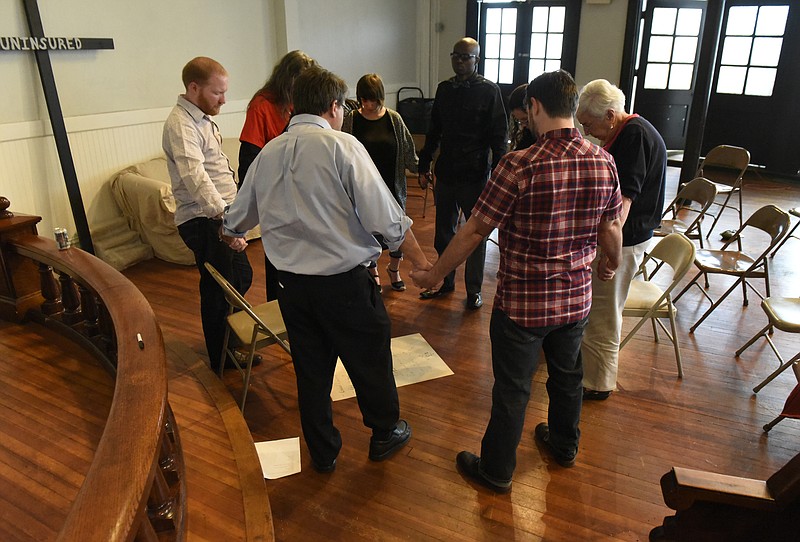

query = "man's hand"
[
  {"left": 218, "top": 224, "right": 248, "bottom": 252},
  {"left": 596, "top": 253, "right": 615, "bottom": 281},
  {"left": 418, "top": 171, "right": 433, "bottom": 190}
]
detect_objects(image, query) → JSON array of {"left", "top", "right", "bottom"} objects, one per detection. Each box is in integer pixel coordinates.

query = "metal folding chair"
[
  {"left": 654, "top": 177, "right": 717, "bottom": 249},
  {"left": 674, "top": 205, "right": 790, "bottom": 332},
  {"left": 620, "top": 233, "right": 696, "bottom": 378},
  {"left": 204, "top": 262, "right": 291, "bottom": 412},
  {"left": 694, "top": 145, "right": 750, "bottom": 242}
]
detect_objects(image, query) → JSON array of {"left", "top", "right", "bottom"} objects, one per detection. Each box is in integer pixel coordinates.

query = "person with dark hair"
[
  {"left": 238, "top": 50, "right": 316, "bottom": 301},
  {"left": 417, "top": 37, "right": 508, "bottom": 310},
  {"left": 162, "top": 57, "right": 253, "bottom": 373},
  {"left": 507, "top": 83, "right": 536, "bottom": 151},
  {"left": 576, "top": 79, "right": 667, "bottom": 402},
  {"left": 412, "top": 69, "right": 623, "bottom": 492},
  {"left": 342, "top": 73, "right": 418, "bottom": 291},
  {"left": 222, "top": 66, "right": 432, "bottom": 473}
]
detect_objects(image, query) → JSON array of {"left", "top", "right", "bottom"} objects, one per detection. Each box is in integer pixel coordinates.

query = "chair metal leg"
[
  {"left": 219, "top": 326, "right": 233, "bottom": 378},
  {"left": 763, "top": 415, "right": 785, "bottom": 433},
  {"left": 668, "top": 305, "right": 683, "bottom": 378},
  {"left": 690, "top": 276, "right": 746, "bottom": 332},
  {"left": 753, "top": 351, "right": 800, "bottom": 393},
  {"left": 736, "top": 323, "right": 772, "bottom": 357}
]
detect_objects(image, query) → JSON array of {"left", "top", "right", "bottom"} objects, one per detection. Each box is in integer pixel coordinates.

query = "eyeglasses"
[{"left": 450, "top": 52, "right": 478, "bottom": 61}]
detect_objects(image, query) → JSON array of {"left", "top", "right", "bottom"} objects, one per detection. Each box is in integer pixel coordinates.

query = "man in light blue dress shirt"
[{"left": 223, "top": 66, "right": 431, "bottom": 473}]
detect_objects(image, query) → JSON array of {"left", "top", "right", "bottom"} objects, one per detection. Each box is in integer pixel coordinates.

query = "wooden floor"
[{"left": 123, "top": 168, "right": 800, "bottom": 541}]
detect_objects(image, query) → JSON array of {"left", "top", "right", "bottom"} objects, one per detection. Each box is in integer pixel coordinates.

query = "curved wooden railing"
[{"left": 0, "top": 214, "right": 184, "bottom": 541}]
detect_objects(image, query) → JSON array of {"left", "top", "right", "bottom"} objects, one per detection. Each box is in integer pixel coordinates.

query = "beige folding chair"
[
  {"left": 736, "top": 296, "right": 800, "bottom": 393},
  {"left": 620, "top": 233, "right": 696, "bottom": 378},
  {"left": 674, "top": 205, "right": 790, "bottom": 332},
  {"left": 204, "top": 262, "right": 291, "bottom": 412},
  {"left": 770, "top": 207, "right": 800, "bottom": 258},
  {"left": 693, "top": 145, "right": 750, "bottom": 241},
  {"left": 654, "top": 177, "right": 717, "bottom": 249}
]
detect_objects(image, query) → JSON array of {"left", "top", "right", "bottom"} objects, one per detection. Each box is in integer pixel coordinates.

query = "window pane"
[
  {"left": 651, "top": 8, "right": 677, "bottom": 35},
  {"left": 549, "top": 7, "right": 566, "bottom": 33},
  {"left": 726, "top": 6, "right": 757, "bottom": 36},
  {"left": 500, "top": 34, "right": 516, "bottom": 58},
  {"left": 485, "top": 34, "right": 501, "bottom": 58},
  {"left": 648, "top": 36, "right": 674, "bottom": 62},
  {"left": 484, "top": 59, "right": 499, "bottom": 83},
  {"left": 721, "top": 36, "right": 752, "bottom": 65},
  {"left": 644, "top": 63, "right": 669, "bottom": 89},
  {"left": 716, "top": 65, "right": 746, "bottom": 94},
  {"left": 530, "top": 33, "right": 547, "bottom": 58},
  {"left": 486, "top": 8, "right": 502, "bottom": 34},
  {"left": 532, "top": 7, "right": 549, "bottom": 32},
  {"left": 501, "top": 8, "right": 518, "bottom": 33},
  {"left": 668, "top": 64, "right": 694, "bottom": 90},
  {"left": 672, "top": 36, "right": 697, "bottom": 63},
  {"left": 499, "top": 59, "right": 515, "bottom": 84},
  {"left": 544, "top": 59, "right": 561, "bottom": 72},
  {"left": 676, "top": 8, "right": 702, "bottom": 36},
  {"left": 546, "top": 34, "right": 563, "bottom": 59},
  {"left": 745, "top": 67, "right": 776, "bottom": 96},
  {"left": 751, "top": 37, "right": 783, "bottom": 67},
  {"left": 755, "top": 5, "right": 789, "bottom": 36},
  {"left": 528, "top": 59, "right": 545, "bottom": 82},
  {"left": 635, "top": 19, "right": 644, "bottom": 70}
]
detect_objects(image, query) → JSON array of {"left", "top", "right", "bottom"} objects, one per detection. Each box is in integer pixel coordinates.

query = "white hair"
[{"left": 577, "top": 79, "right": 626, "bottom": 119}]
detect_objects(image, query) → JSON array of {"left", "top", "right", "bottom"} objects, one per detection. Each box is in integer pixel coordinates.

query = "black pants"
[
  {"left": 434, "top": 178, "right": 487, "bottom": 295},
  {"left": 178, "top": 217, "right": 253, "bottom": 370},
  {"left": 277, "top": 265, "right": 399, "bottom": 466}
]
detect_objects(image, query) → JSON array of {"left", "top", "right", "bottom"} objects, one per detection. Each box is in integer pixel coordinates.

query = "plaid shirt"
[{"left": 472, "top": 128, "right": 621, "bottom": 328}]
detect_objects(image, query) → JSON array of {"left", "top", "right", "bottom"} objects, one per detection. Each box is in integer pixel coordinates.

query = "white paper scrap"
[{"left": 255, "top": 436, "right": 301, "bottom": 479}]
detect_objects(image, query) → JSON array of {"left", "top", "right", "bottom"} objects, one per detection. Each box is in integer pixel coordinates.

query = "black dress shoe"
[
  {"left": 582, "top": 388, "right": 611, "bottom": 401},
  {"left": 534, "top": 423, "right": 575, "bottom": 467},
  {"left": 312, "top": 458, "right": 336, "bottom": 473},
  {"left": 368, "top": 419, "right": 411, "bottom": 461},
  {"left": 419, "top": 285, "right": 455, "bottom": 300},
  {"left": 466, "top": 293, "right": 483, "bottom": 310},
  {"left": 456, "top": 451, "right": 511, "bottom": 493}
]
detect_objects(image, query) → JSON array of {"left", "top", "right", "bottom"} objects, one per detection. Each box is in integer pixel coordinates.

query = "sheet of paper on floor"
[
  {"left": 331, "top": 333, "right": 453, "bottom": 401},
  {"left": 255, "top": 436, "right": 301, "bottom": 479}
]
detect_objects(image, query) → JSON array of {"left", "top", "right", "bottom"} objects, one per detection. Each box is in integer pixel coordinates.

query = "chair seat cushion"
[
  {"left": 696, "top": 249, "right": 755, "bottom": 273},
  {"left": 624, "top": 281, "right": 673, "bottom": 316},
  {"left": 762, "top": 297, "right": 800, "bottom": 333}
]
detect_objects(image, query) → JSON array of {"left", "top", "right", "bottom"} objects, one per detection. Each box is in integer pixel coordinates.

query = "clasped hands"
[
  {"left": 418, "top": 171, "right": 433, "bottom": 190},
  {"left": 218, "top": 224, "right": 248, "bottom": 252}
]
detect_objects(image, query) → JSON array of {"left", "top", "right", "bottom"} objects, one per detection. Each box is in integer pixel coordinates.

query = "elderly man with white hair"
[{"left": 576, "top": 79, "right": 667, "bottom": 401}]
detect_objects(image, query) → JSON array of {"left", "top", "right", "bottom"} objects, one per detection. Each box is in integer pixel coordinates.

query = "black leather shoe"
[
  {"left": 419, "top": 285, "right": 455, "bottom": 300},
  {"left": 466, "top": 293, "right": 483, "bottom": 310},
  {"left": 369, "top": 420, "right": 411, "bottom": 461},
  {"left": 312, "top": 458, "right": 336, "bottom": 473},
  {"left": 583, "top": 388, "right": 611, "bottom": 401},
  {"left": 534, "top": 423, "right": 575, "bottom": 467},
  {"left": 455, "top": 451, "right": 511, "bottom": 493}
]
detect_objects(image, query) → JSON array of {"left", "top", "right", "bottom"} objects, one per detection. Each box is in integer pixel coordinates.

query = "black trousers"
[
  {"left": 434, "top": 178, "right": 487, "bottom": 295},
  {"left": 178, "top": 217, "right": 253, "bottom": 370},
  {"left": 277, "top": 265, "right": 399, "bottom": 466}
]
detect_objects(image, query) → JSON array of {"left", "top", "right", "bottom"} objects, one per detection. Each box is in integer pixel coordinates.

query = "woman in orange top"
[{"left": 239, "top": 50, "right": 316, "bottom": 300}]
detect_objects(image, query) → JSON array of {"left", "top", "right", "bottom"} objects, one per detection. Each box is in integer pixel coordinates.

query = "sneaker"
[
  {"left": 455, "top": 451, "right": 511, "bottom": 494},
  {"left": 368, "top": 420, "right": 411, "bottom": 461},
  {"left": 534, "top": 423, "right": 576, "bottom": 468}
]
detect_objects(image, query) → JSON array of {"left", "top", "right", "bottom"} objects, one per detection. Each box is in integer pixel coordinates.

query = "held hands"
[
  {"left": 409, "top": 259, "right": 439, "bottom": 290},
  {"left": 218, "top": 224, "right": 248, "bottom": 252},
  {"left": 418, "top": 171, "right": 433, "bottom": 190}
]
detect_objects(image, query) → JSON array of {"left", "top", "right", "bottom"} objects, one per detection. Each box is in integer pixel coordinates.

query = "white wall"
[{"left": 0, "top": 0, "right": 629, "bottom": 250}]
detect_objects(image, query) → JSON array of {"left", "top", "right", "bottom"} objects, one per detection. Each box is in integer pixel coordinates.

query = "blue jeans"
[{"left": 480, "top": 309, "right": 586, "bottom": 482}]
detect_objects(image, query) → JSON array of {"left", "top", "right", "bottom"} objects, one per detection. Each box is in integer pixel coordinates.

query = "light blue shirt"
[
  {"left": 223, "top": 114, "right": 413, "bottom": 276},
  {"left": 162, "top": 95, "right": 236, "bottom": 225}
]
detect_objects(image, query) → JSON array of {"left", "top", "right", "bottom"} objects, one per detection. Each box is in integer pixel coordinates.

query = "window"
[
  {"left": 483, "top": 6, "right": 518, "bottom": 84},
  {"left": 716, "top": 4, "right": 789, "bottom": 96},
  {"left": 643, "top": 7, "right": 703, "bottom": 90}
]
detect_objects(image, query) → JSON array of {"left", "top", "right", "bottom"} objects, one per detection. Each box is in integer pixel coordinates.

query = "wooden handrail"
[{"left": 2, "top": 231, "right": 173, "bottom": 541}]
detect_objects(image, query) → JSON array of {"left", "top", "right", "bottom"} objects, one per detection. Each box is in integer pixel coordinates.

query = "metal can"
[{"left": 54, "top": 227, "right": 71, "bottom": 250}]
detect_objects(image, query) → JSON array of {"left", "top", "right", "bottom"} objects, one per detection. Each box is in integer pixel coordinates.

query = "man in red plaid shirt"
[{"left": 412, "top": 70, "right": 622, "bottom": 493}]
